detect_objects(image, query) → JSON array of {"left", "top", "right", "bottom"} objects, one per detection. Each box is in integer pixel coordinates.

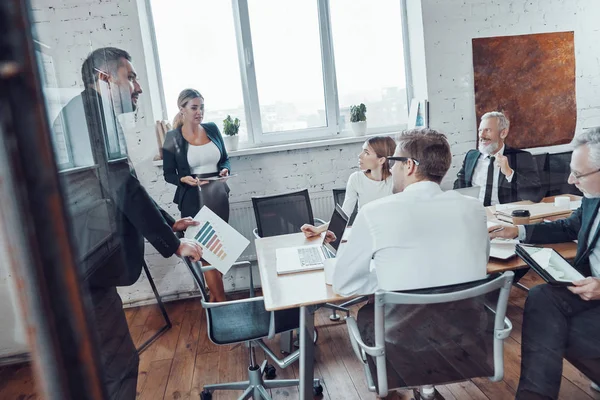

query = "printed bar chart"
[
  {"left": 195, "top": 221, "right": 227, "bottom": 260},
  {"left": 186, "top": 206, "right": 250, "bottom": 274}
]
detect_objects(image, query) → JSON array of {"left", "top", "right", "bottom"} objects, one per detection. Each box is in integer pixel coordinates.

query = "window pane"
[
  {"left": 248, "top": 0, "right": 327, "bottom": 133},
  {"left": 150, "top": 0, "right": 248, "bottom": 141},
  {"left": 330, "top": 0, "right": 408, "bottom": 130}
]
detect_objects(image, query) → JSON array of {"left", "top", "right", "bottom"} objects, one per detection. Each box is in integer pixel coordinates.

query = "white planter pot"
[
  {"left": 351, "top": 121, "right": 367, "bottom": 136},
  {"left": 223, "top": 135, "right": 239, "bottom": 151}
]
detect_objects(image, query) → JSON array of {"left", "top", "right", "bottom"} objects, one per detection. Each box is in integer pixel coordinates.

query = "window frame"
[{"left": 145, "top": 0, "right": 413, "bottom": 149}]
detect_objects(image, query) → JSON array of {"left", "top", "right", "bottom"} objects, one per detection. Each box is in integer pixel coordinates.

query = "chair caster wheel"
[
  {"left": 200, "top": 389, "right": 212, "bottom": 400},
  {"left": 313, "top": 383, "right": 324, "bottom": 396},
  {"left": 329, "top": 313, "right": 341, "bottom": 321},
  {"left": 264, "top": 364, "right": 277, "bottom": 380}
]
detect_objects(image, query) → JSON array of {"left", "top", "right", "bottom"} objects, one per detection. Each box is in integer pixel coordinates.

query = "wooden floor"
[{"left": 1, "top": 271, "right": 600, "bottom": 399}]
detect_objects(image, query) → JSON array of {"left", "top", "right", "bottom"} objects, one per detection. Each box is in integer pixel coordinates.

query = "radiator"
[{"left": 229, "top": 190, "right": 336, "bottom": 261}]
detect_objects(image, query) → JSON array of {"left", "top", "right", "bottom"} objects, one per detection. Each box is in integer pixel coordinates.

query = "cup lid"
[{"left": 511, "top": 209, "right": 531, "bottom": 217}]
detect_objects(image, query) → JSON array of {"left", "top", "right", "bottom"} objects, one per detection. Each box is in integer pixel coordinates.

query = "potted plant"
[
  {"left": 222, "top": 115, "right": 240, "bottom": 151},
  {"left": 350, "top": 103, "right": 367, "bottom": 136}
]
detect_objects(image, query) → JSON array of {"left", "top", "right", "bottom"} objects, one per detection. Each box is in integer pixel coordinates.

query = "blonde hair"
[
  {"left": 173, "top": 88, "right": 204, "bottom": 129},
  {"left": 365, "top": 136, "right": 397, "bottom": 179}
]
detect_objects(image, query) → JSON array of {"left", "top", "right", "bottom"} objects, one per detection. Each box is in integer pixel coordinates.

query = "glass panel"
[
  {"left": 150, "top": 0, "right": 248, "bottom": 142},
  {"left": 330, "top": 0, "right": 408, "bottom": 131},
  {"left": 248, "top": 0, "right": 327, "bottom": 133}
]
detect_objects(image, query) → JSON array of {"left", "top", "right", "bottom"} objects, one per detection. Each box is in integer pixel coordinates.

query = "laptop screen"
[{"left": 323, "top": 204, "right": 349, "bottom": 253}]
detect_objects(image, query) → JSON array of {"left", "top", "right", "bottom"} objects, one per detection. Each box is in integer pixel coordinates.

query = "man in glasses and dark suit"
[
  {"left": 490, "top": 128, "right": 600, "bottom": 399},
  {"left": 454, "top": 111, "right": 542, "bottom": 206}
]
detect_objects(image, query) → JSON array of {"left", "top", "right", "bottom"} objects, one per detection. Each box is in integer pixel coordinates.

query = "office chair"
[
  {"left": 183, "top": 257, "right": 323, "bottom": 400},
  {"left": 332, "top": 188, "right": 358, "bottom": 225},
  {"left": 346, "top": 272, "right": 514, "bottom": 399},
  {"left": 532, "top": 152, "right": 549, "bottom": 201},
  {"left": 547, "top": 151, "right": 582, "bottom": 196}
]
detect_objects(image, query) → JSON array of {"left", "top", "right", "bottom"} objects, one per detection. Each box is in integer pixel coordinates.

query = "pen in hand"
[{"left": 489, "top": 227, "right": 505, "bottom": 233}]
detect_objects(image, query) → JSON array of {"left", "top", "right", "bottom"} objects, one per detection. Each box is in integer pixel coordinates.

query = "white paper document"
[{"left": 185, "top": 206, "right": 250, "bottom": 274}]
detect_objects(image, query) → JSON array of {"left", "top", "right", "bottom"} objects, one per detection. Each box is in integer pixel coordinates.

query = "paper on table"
[
  {"left": 570, "top": 200, "right": 582, "bottom": 210},
  {"left": 495, "top": 204, "right": 519, "bottom": 212},
  {"left": 185, "top": 206, "right": 250, "bottom": 274}
]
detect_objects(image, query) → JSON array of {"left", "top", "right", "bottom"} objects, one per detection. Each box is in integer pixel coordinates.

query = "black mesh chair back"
[
  {"left": 533, "top": 152, "right": 549, "bottom": 199},
  {"left": 347, "top": 272, "right": 514, "bottom": 397},
  {"left": 332, "top": 188, "right": 358, "bottom": 225},
  {"left": 547, "top": 151, "right": 582, "bottom": 196},
  {"left": 252, "top": 189, "right": 315, "bottom": 237}
]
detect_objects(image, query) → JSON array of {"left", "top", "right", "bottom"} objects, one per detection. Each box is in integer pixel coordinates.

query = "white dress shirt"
[
  {"left": 332, "top": 181, "right": 490, "bottom": 296},
  {"left": 472, "top": 145, "right": 514, "bottom": 206},
  {"left": 341, "top": 171, "right": 394, "bottom": 217}
]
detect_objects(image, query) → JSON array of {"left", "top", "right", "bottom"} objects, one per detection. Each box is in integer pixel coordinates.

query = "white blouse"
[
  {"left": 341, "top": 171, "right": 394, "bottom": 217},
  {"left": 187, "top": 141, "right": 220, "bottom": 175}
]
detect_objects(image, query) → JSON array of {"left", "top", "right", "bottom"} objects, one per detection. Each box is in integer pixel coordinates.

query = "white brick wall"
[
  {"left": 419, "top": 0, "right": 600, "bottom": 187},
  {"left": 27, "top": 0, "right": 600, "bottom": 304}
]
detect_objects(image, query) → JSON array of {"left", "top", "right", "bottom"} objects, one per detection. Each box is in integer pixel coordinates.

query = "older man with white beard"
[{"left": 454, "top": 111, "right": 541, "bottom": 206}]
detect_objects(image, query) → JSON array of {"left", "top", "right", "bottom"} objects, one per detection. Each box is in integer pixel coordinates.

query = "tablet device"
[{"left": 515, "top": 244, "right": 585, "bottom": 286}]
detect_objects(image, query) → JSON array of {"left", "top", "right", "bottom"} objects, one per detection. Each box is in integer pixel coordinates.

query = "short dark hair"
[
  {"left": 396, "top": 128, "right": 452, "bottom": 184},
  {"left": 81, "top": 47, "right": 131, "bottom": 86}
]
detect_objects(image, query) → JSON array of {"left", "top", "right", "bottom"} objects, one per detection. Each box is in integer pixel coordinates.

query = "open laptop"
[{"left": 276, "top": 204, "right": 349, "bottom": 275}]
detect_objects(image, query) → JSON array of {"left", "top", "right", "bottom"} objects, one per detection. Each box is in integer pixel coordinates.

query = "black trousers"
[
  {"left": 516, "top": 284, "right": 600, "bottom": 399},
  {"left": 89, "top": 286, "right": 138, "bottom": 400}
]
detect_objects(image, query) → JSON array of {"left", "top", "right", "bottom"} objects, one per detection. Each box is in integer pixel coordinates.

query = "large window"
[{"left": 149, "top": 0, "right": 410, "bottom": 147}]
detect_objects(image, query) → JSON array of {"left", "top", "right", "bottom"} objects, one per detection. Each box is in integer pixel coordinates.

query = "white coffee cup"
[
  {"left": 324, "top": 258, "right": 337, "bottom": 285},
  {"left": 554, "top": 196, "right": 570, "bottom": 209}
]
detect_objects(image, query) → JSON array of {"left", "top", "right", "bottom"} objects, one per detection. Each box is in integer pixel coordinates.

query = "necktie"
[{"left": 483, "top": 156, "right": 495, "bottom": 207}]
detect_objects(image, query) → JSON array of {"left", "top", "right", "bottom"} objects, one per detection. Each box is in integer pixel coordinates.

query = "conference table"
[{"left": 254, "top": 194, "right": 581, "bottom": 399}]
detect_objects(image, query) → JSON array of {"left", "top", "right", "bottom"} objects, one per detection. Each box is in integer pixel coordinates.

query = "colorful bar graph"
[{"left": 193, "top": 220, "right": 227, "bottom": 261}]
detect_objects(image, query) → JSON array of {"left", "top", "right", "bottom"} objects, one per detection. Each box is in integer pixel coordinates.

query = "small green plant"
[
  {"left": 350, "top": 103, "right": 367, "bottom": 122},
  {"left": 223, "top": 115, "right": 240, "bottom": 136}
]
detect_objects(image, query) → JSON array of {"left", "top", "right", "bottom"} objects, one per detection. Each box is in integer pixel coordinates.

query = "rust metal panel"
[{"left": 472, "top": 32, "right": 576, "bottom": 149}]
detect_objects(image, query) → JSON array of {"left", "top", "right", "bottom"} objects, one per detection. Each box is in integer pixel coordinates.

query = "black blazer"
[
  {"left": 453, "top": 145, "right": 542, "bottom": 203},
  {"left": 59, "top": 89, "right": 181, "bottom": 288},
  {"left": 162, "top": 123, "right": 231, "bottom": 210},
  {"left": 523, "top": 197, "right": 600, "bottom": 277}
]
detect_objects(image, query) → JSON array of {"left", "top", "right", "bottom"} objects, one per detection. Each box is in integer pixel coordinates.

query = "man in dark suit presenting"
[
  {"left": 454, "top": 111, "right": 542, "bottom": 205},
  {"left": 489, "top": 128, "right": 600, "bottom": 399},
  {"left": 54, "top": 47, "right": 203, "bottom": 399}
]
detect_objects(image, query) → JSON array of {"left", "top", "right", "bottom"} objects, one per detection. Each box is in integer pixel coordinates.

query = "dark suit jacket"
[
  {"left": 162, "top": 123, "right": 231, "bottom": 211},
  {"left": 56, "top": 88, "right": 181, "bottom": 288},
  {"left": 453, "top": 145, "right": 542, "bottom": 203},
  {"left": 523, "top": 197, "right": 600, "bottom": 277}
]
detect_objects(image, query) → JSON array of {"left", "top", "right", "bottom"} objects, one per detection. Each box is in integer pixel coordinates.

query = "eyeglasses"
[
  {"left": 387, "top": 156, "right": 420, "bottom": 168},
  {"left": 570, "top": 168, "right": 600, "bottom": 180}
]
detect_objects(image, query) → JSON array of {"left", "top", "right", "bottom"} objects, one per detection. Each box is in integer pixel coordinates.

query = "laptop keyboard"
[{"left": 298, "top": 247, "right": 323, "bottom": 267}]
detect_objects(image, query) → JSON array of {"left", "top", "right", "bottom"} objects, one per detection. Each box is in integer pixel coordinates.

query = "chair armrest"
[
  {"left": 346, "top": 316, "right": 384, "bottom": 364},
  {"left": 253, "top": 228, "right": 260, "bottom": 239},
  {"left": 314, "top": 218, "right": 326, "bottom": 225},
  {"left": 201, "top": 261, "right": 255, "bottom": 297},
  {"left": 201, "top": 295, "right": 265, "bottom": 309},
  {"left": 495, "top": 316, "right": 513, "bottom": 340}
]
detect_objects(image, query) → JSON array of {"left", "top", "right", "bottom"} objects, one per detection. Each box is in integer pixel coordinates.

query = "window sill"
[
  {"left": 58, "top": 164, "right": 100, "bottom": 175},
  {"left": 152, "top": 131, "right": 399, "bottom": 167}
]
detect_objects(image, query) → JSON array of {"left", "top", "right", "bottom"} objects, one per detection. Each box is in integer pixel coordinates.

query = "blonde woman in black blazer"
[{"left": 163, "top": 89, "right": 231, "bottom": 302}]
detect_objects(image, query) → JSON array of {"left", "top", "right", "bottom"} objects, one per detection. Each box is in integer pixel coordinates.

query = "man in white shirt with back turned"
[{"left": 332, "top": 128, "right": 489, "bottom": 296}]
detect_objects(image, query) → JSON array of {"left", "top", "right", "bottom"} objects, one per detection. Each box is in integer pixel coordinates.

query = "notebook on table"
[
  {"left": 276, "top": 204, "right": 349, "bottom": 275},
  {"left": 515, "top": 244, "right": 585, "bottom": 286}
]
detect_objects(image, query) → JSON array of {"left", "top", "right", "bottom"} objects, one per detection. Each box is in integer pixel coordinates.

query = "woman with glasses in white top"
[{"left": 301, "top": 136, "right": 396, "bottom": 238}]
